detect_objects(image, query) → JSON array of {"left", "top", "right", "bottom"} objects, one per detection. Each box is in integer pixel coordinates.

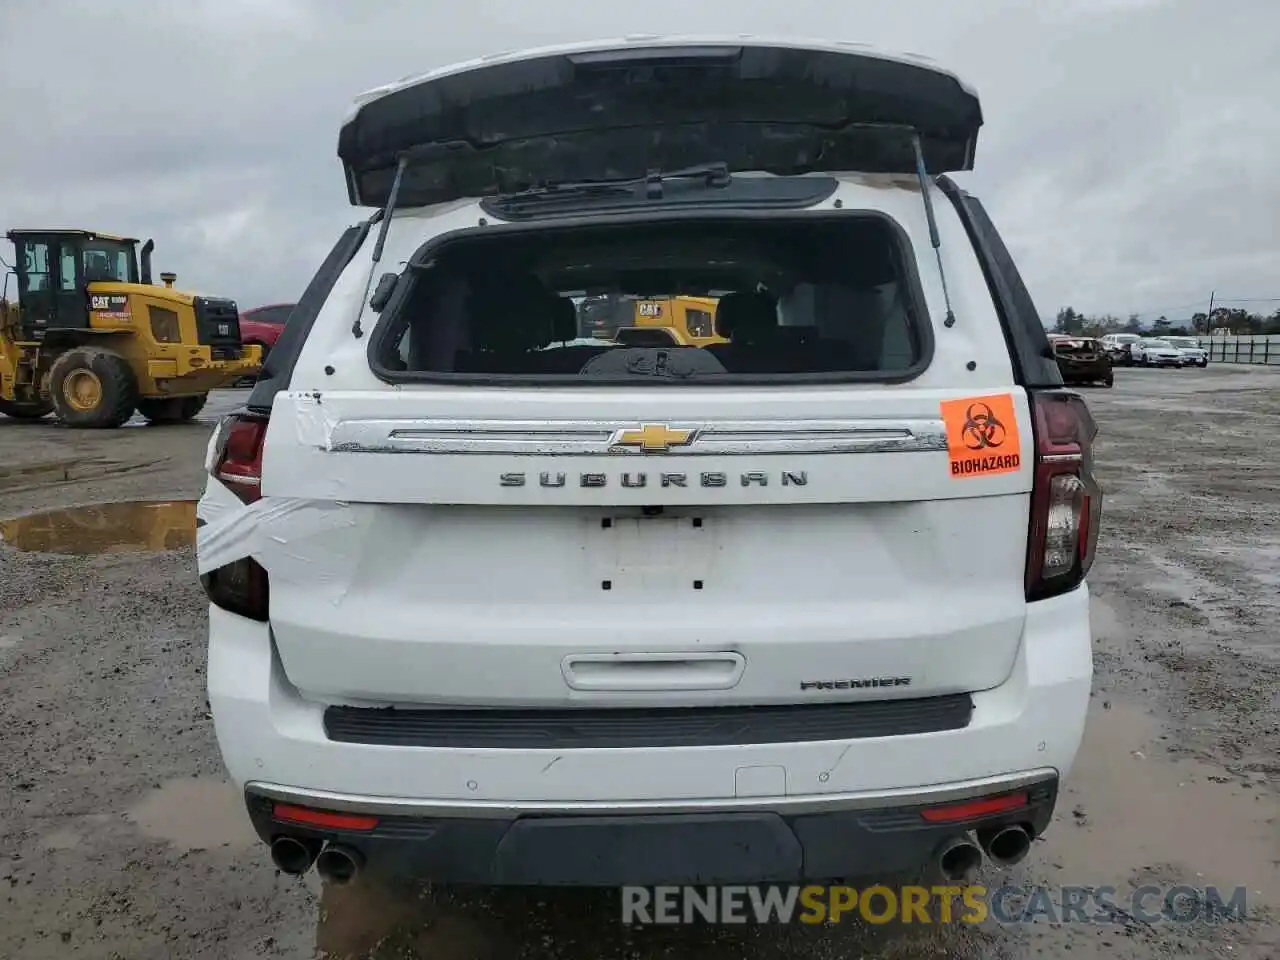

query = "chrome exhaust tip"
[
  {"left": 315, "top": 844, "right": 364, "bottom": 886},
  {"left": 270, "top": 836, "right": 320, "bottom": 876},
  {"left": 936, "top": 836, "right": 984, "bottom": 883},
  {"left": 978, "top": 825, "right": 1032, "bottom": 867}
]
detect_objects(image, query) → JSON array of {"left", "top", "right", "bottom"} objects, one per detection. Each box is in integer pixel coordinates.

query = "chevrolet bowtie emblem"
[{"left": 609, "top": 424, "right": 697, "bottom": 453}]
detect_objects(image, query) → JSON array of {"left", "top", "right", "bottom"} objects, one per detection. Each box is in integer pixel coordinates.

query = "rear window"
[
  {"left": 371, "top": 215, "right": 931, "bottom": 383},
  {"left": 1054, "top": 338, "right": 1097, "bottom": 354}
]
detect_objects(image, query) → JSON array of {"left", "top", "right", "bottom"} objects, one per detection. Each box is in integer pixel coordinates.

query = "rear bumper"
[
  {"left": 1058, "top": 361, "right": 1111, "bottom": 381},
  {"left": 207, "top": 585, "right": 1092, "bottom": 883},
  {"left": 245, "top": 774, "right": 1059, "bottom": 885}
]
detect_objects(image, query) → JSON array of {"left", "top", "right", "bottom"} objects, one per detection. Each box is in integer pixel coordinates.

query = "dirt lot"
[{"left": 1, "top": 367, "right": 1277, "bottom": 960}]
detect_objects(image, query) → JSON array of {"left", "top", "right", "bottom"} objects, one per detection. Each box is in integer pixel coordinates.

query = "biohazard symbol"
[
  {"left": 960, "top": 402, "right": 1007, "bottom": 451},
  {"left": 939, "top": 393, "right": 1023, "bottom": 480}
]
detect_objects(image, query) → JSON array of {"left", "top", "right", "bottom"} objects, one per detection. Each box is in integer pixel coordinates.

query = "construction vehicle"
[
  {"left": 631, "top": 295, "right": 726, "bottom": 347},
  {"left": 1, "top": 229, "right": 262, "bottom": 427}
]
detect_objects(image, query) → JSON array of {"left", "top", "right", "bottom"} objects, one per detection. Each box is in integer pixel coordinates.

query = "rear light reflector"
[
  {"left": 272, "top": 803, "right": 378, "bottom": 832},
  {"left": 1025, "top": 390, "right": 1102, "bottom": 601},
  {"left": 920, "top": 791, "right": 1029, "bottom": 824}
]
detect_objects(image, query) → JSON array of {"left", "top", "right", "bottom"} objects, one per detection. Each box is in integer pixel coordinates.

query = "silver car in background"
[
  {"left": 1164, "top": 336, "right": 1208, "bottom": 367},
  {"left": 1130, "top": 337, "right": 1184, "bottom": 368}
]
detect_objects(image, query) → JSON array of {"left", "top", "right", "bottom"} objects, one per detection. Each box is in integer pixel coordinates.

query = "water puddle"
[
  {"left": 1042, "top": 701, "right": 1278, "bottom": 906},
  {"left": 0, "top": 499, "right": 195, "bottom": 555},
  {"left": 126, "top": 777, "right": 257, "bottom": 851}
]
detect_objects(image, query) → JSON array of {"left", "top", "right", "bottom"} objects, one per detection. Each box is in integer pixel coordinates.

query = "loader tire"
[
  {"left": 49, "top": 349, "right": 139, "bottom": 428},
  {"left": 0, "top": 397, "right": 54, "bottom": 420},
  {"left": 137, "top": 394, "right": 207, "bottom": 424}
]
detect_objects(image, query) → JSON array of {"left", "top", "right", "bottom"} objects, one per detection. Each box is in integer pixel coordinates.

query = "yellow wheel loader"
[{"left": 1, "top": 229, "right": 262, "bottom": 428}]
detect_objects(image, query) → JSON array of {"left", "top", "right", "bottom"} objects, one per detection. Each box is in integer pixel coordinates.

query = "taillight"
[
  {"left": 199, "top": 554, "right": 270, "bottom": 622},
  {"left": 1025, "top": 390, "right": 1102, "bottom": 601},
  {"left": 212, "top": 414, "right": 268, "bottom": 504},
  {"left": 202, "top": 413, "right": 270, "bottom": 621}
]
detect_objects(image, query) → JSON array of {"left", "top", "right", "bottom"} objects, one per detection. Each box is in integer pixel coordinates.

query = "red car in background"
[
  {"left": 238, "top": 303, "right": 296, "bottom": 359},
  {"left": 234, "top": 303, "right": 295, "bottom": 386}
]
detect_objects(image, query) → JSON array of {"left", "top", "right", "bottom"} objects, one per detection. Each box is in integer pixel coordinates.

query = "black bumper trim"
[
  {"left": 245, "top": 777, "right": 1058, "bottom": 886},
  {"left": 323, "top": 694, "right": 974, "bottom": 749}
]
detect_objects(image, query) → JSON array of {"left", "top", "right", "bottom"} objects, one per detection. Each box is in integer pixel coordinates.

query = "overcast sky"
[{"left": 2, "top": 0, "right": 1276, "bottom": 324}]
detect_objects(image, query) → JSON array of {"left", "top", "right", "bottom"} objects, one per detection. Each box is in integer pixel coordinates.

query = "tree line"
[{"left": 1053, "top": 306, "right": 1280, "bottom": 338}]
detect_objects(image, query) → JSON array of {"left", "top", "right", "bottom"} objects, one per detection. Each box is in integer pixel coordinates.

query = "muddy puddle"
[
  {"left": 126, "top": 777, "right": 258, "bottom": 851},
  {"left": 0, "top": 499, "right": 195, "bottom": 554},
  {"left": 1046, "top": 700, "right": 1278, "bottom": 899}
]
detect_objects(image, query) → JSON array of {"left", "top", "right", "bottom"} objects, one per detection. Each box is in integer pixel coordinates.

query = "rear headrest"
[
  {"left": 468, "top": 274, "right": 554, "bottom": 351},
  {"left": 714, "top": 291, "right": 777, "bottom": 339},
  {"left": 547, "top": 295, "right": 577, "bottom": 343}
]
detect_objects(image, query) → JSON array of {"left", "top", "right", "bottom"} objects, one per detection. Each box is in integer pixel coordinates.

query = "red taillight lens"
[
  {"left": 202, "top": 413, "right": 271, "bottom": 620},
  {"left": 213, "top": 414, "right": 268, "bottom": 504},
  {"left": 1026, "top": 390, "right": 1102, "bottom": 601}
]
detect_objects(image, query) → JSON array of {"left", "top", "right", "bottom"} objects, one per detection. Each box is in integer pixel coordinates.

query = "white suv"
[{"left": 197, "top": 36, "right": 1100, "bottom": 889}]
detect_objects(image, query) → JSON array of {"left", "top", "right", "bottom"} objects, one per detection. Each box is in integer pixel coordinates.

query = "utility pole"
[{"left": 1205, "top": 290, "right": 1215, "bottom": 334}]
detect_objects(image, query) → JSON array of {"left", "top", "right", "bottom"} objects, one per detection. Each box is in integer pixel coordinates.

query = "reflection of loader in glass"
[
  {"left": 1, "top": 229, "right": 261, "bottom": 428},
  {"left": 629, "top": 296, "right": 726, "bottom": 347},
  {"left": 0, "top": 501, "right": 196, "bottom": 555}
]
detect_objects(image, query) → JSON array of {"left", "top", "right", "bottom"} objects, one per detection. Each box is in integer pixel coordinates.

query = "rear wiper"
[
  {"left": 497, "top": 161, "right": 732, "bottom": 204},
  {"left": 642, "top": 161, "right": 732, "bottom": 197}
]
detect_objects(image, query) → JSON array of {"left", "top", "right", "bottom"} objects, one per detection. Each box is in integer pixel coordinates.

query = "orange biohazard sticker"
[{"left": 939, "top": 393, "right": 1023, "bottom": 479}]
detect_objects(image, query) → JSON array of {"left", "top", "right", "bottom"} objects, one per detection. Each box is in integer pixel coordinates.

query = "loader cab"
[{"left": 5, "top": 230, "right": 140, "bottom": 340}]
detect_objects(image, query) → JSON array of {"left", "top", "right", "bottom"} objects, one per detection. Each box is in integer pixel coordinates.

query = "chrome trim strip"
[
  {"left": 245, "top": 770, "right": 1057, "bottom": 819},
  {"left": 326, "top": 418, "right": 949, "bottom": 456}
]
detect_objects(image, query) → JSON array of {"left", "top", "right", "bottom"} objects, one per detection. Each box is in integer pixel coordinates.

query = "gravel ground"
[{"left": 1, "top": 367, "right": 1277, "bottom": 959}]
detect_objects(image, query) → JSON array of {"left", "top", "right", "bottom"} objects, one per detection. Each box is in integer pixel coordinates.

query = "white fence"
[{"left": 1196, "top": 335, "right": 1280, "bottom": 366}]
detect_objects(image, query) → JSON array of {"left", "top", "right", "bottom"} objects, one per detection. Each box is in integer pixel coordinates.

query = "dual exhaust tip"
[
  {"left": 270, "top": 836, "right": 363, "bottom": 885},
  {"left": 937, "top": 825, "right": 1032, "bottom": 882}
]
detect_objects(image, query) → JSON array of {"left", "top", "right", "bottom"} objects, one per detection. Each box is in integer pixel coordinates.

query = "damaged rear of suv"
[{"left": 197, "top": 37, "right": 1100, "bottom": 888}]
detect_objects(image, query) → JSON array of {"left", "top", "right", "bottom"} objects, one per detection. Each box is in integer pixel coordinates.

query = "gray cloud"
[{"left": 2, "top": 0, "right": 1276, "bottom": 322}]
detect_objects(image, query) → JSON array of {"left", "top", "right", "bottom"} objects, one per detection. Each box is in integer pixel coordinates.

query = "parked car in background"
[
  {"left": 1130, "top": 337, "right": 1183, "bottom": 368},
  {"left": 238, "top": 304, "right": 296, "bottom": 360},
  {"left": 235, "top": 304, "right": 296, "bottom": 386},
  {"left": 1163, "top": 336, "right": 1208, "bottom": 368},
  {"left": 1098, "top": 333, "right": 1140, "bottom": 366},
  {"left": 1050, "top": 336, "right": 1113, "bottom": 387}
]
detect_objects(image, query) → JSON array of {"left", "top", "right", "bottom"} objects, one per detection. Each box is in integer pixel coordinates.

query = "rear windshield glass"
[{"left": 372, "top": 216, "right": 929, "bottom": 382}]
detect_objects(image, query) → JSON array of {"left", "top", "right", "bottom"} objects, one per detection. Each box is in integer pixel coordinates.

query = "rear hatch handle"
[{"left": 562, "top": 652, "right": 746, "bottom": 692}]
